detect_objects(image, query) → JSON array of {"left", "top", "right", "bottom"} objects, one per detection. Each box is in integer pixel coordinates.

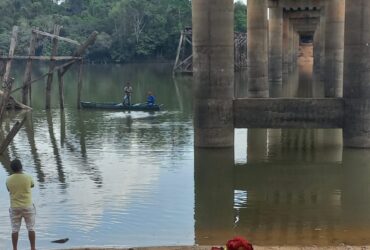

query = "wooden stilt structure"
[
  {"left": 172, "top": 27, "right": 248, "bottom": 74},
  {"left": 0, "top": 25, "right": 98, "bottom": 154}
]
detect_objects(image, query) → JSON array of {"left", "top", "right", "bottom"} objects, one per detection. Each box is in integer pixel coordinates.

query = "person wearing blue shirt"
[{"left": 147, "top": 91, "right": 155, "bottom": 106}]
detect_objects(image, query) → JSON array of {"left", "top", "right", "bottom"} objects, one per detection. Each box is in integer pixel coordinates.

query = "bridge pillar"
[
  {"left": 319, "top": 5, "right": 326, "bottom": 82},
  {"left": 248, "top": 0, "right": 269, "bottom": 97},
  {"left": 269, "top": 6, "right": 283, "bottom": 85},
  {"left": 283, "top": 14, "right": 290, "bottom": 74},
  {"left": 313, "top": 29, "right": 321, "bottom": 72},
  {"left": 343, "top": 0, "right": 370, "bottom": 148},
  {"left": 289, "top": 24, "right": 295, "bottom": 69},
  {"left": 192, "top": 0, "right": 234, "bottom": 148},
  {"left": 324, "top": 0, "right": 345, "bottom": 97}
]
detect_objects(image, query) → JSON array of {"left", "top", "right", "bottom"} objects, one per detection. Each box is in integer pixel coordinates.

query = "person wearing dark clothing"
[{"left": 146, "top": 91, "right": 155, "bottom": 106}]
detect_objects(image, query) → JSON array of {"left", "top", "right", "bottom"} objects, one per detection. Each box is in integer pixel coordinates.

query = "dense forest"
[{"left": 0, "top": 0, "right": 246, "bottom": 63}]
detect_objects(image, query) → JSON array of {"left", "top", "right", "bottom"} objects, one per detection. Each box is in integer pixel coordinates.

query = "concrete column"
[
  {"left": 289, "top": 23, "right": 295, "bottom": 70},
  {"left": 313, "top": 29, "right": 321, "bottom": 72},
  {"left": 248, "top": 0, "right": 268, "bottom": 97},
  {"left": 324, "top": 0, "right": 345, "bottom": 97},
  {"left": 319, "top": 5, "right": 326, "bottom": 82},
  {"left": 343, "top": 0, "right": 370, "bottom": 148},
  {"left": 269, "top": 6, "right": 283, "bottom": 85},
  {"left": 283, "top": 14, "right": 290, "bottom": 74},
  {"left": 192, "top": 0, "right": 234, "bottom": 148}
]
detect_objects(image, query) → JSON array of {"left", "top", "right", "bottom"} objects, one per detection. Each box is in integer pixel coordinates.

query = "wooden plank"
[
  {"left": 45, "top": 25, "right": 61, "bottom": 109},
  {"left": 32, "top": 29, "right": 80, "bottom": 46},
  {"left": 0, "top": 116, "right": 27, "bottom": 155},
  {"left": 0, "top": 55, "right": 81, "bottom": 60},
  {"left": 22, "top": 31, "right": 37, "bottom": 105}
]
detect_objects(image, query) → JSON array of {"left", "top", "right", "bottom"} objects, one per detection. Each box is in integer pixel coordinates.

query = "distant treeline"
[{"left": 0, "top": 0, "right": 246, "bottom": 63}]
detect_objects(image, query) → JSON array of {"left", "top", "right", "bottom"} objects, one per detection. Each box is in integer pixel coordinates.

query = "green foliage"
[
  {"left": 0, "top": 0, "right": 245, "bottom": 63},
  {"left": 234, "top": 1, "right": 247, "bottom": 33}
]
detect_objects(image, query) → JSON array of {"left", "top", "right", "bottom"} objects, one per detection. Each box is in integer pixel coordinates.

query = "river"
[{"left": 0, "top": 61, "right": 370, "bottom": 249}]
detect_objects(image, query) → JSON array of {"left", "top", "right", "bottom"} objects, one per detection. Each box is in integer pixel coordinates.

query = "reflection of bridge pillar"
[
  {"left": 269, "top": 6, "right": 283, "bottom": 85},
  {"left": 324, "top": 0, "right": 345, "bottom": 97},
  {"left": 343, "top": 0, "right": 370, "bottom": 147},
  {"left": 192, "top": 0, "right": 234, "bottom": 147},
  {"left": 194, "top": 148, "right": 235, "bottom": 245},
  {"left": 247, "top": 129, "right": 267, "bottom": 163},
  {"left": 248, "top": 0, "right": 268, "bottom": 97}
]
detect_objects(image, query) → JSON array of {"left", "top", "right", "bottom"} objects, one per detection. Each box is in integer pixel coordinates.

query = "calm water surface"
[{"left": 0, "top": 61, "right": 370, "bottom": 249}]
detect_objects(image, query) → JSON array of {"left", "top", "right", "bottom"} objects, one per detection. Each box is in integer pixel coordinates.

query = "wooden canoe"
[{"left": 80, "top": 101, "right": 162, "bottom": 111}]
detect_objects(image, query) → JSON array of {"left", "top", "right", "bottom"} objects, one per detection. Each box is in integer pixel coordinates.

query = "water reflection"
[
  {"left": 1, "top": 61, "right": 370, "bottom": 249},
  {"left": 194, "top": 134, "right": 370, "bottom": 245}
]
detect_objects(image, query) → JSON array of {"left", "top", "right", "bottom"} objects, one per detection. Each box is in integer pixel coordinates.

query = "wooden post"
[
  {"left": 0, "top": 26, "right": 19, "bottom": 121},
  {"left": 2, "top": 26, "right": 18, "bottom": 86},
  {"left": 77, "top": 60, "right": 83, "bottom": 109},
  {"left": 58, "top": 69, "right": 65, "bottom": 109},
  {"left": 173, "top": 30, "right": 184, "bottom": 74},
  {"left": 45, "top": 25, "right": 61, "bottom": 109},
  {"left": 0, "top": 116, "right": 27, "bottom": 155},
  {"left": 22, "top": 30, "right": 37, "bottom": 105}
]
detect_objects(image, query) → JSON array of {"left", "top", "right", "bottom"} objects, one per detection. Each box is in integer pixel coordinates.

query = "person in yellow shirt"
[{"left": 6, "top": 159, "right": 36, "bottom": 250}]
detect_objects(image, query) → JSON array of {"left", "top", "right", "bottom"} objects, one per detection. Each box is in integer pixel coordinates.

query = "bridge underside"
[{"left": 193, "top": 0, "right": 370, "bottom": 148}]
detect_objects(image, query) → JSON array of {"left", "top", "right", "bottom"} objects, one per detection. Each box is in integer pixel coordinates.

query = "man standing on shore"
[{"left": 6, "top": 159, "right": 36, "bottom": 250}]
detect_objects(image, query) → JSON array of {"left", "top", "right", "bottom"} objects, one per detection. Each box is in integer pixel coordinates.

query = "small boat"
[{"left": 80, "top": 101, "right": 162, "bottom": 111}]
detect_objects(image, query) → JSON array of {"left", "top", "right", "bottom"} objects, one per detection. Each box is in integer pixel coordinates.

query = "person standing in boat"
[
  {"left": 147, "top": 91, "right": 156, "bottom": 107},
  {"left": 123, "top": 82, "right": 133, "bottom": 106}
]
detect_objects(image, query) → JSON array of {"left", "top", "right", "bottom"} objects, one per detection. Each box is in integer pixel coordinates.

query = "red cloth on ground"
[{"left": 226, "top": 236, "right": 253, "bottom": 250}]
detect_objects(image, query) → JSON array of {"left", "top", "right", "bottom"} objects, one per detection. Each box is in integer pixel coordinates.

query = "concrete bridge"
[{"left": 193, "top": 0, "right": 370, "bottom": 148}]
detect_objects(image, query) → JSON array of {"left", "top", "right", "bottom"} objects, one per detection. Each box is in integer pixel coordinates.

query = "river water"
[{"left": 1, "top": 60, "right": 370, "bottom": 249}]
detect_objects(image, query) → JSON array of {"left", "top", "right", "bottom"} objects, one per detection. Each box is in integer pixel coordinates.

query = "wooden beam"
[
  {"left": 0, "top": 116, "right": 27, "bottom": 155},
  {"left": 61, "top": 31, "right": 98, "bottom": 75},
  {"left": 22, "top": 31, "right": 37, "bottom": 105},
  {"left": 0, "top": 26, "right": 19, "bottom": 122},
  {"left": 32, "top": 29, "right": 80, "bottom": 46},
  {"left": 45, "top": 25, "right": 61, "bottom": 109},
  {"left": 10, "top": 60, "right": 77, "bottom": 95},
  {"left": 2, "top": 26, "right": 18, "bottom": 87},
  {"left": 173, "top": 31, "right": 184, "bottom": 73}
]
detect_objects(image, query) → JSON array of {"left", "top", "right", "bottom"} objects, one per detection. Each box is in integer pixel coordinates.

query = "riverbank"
[{"left": 59, "top": 246, "right": 368, "bottom": 250}]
